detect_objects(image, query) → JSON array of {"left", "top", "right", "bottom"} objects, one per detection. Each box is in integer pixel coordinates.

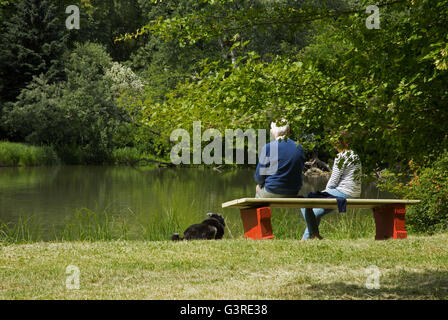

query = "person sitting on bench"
[
  {"left": 254, "top": 120, "right": 306, "bottom": 198},
  {"left": 301, "top": 131, "right": 362, "bottom": 240}
]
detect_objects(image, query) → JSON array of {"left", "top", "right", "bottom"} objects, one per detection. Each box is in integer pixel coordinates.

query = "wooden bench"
[{"left": 221, "top": 198, "right": 421, "bottom": 240}]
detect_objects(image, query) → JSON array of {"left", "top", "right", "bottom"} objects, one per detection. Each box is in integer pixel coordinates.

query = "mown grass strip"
[{"left": 0, "top": 234, "right": 447, "bottom": 299}]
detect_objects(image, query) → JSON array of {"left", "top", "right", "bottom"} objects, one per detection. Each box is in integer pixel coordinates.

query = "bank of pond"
[
  {"left": 0, "top": 141, "right": 170, "bottom": 167},
  {"left": 0, "top": 142, "right": 60, "bottom": 166},
  {"left": 0, "top": 165, "right": 391, "bottom": 243}
]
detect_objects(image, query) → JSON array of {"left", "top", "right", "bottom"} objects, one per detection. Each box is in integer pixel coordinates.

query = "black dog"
[{"left": 171, "top": 213, "right": 225, "bottom": 241}]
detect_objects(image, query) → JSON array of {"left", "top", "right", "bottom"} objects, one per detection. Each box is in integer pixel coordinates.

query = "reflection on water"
[{"left": 0, "top": 166, "right": 389, "bottom": 235}]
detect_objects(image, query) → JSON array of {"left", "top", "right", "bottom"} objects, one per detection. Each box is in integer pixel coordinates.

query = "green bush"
[
  {"left": 405, "top": 153, "right": 448, "bottom": 234},
  {"left": 1, "top": 42, "right": 128, "bottom": 164},
  {"left": 0, "top": 142, "right": 59, "bottom": 166},
  {"left": 381, "top": 152, "right": 448, "bottom": 234},
  {"left": 0, "top": 142, "right": 20, "bottom": 166},
  {"left": 112, "top": 147, "right": 143, "bottom": 164}
]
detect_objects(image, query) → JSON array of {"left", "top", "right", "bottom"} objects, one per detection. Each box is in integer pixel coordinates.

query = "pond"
[{"left": 0, "top": 166, "right": 391, "bottom": 241}]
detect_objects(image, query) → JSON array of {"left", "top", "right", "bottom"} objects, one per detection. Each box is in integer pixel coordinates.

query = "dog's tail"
[{"left": 171, "top": 233, "right": 183, "bottom": 241}]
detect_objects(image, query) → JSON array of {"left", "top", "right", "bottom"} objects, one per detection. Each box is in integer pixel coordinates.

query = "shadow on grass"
[{"left": 276, "top": 269, "right": 448, "bottom": 300}]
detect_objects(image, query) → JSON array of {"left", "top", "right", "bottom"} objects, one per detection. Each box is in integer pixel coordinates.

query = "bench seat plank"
[{"left": 222, "top": 198, "right": 420, "bottom": 209}]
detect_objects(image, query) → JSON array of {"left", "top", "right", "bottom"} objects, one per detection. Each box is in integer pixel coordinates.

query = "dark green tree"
[
  {"left": 0, "top": 0, "right": 68, "bottom": 103},
  {"left": 59, "top": 0, "right": 146, "bottom": 61},
  {"left": 125, "top": 0, "right": 342, "bottom": 103},
  {"left": 2, "top": 42, "right": 128, "bottom": 164}
]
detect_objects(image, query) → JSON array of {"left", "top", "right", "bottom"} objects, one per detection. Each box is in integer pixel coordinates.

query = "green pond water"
[{"left": 0, "top": 166, "right": 390, "bottom": 240}]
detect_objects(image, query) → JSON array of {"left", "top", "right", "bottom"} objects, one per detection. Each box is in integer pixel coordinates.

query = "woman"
[{"left": 301, "top": 132, "right": 362, "bottom": 240}]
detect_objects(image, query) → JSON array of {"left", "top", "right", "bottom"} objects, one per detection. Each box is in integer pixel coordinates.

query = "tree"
[
  {"left": 0, "top": 0, "right": 68, "bottom": 103},
  {"left": 2, "top": 42, "right": 128, "bottom": 164},
  {"left": 128, "top": 0, "right": 448, "bottom": 172},
  {"left": 62, "top": 0, "right": 147, "bottom": 61}
]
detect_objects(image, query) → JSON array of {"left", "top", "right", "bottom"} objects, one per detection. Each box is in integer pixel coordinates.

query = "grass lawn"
[{"left": 1, "top": 233, "right": 448, "bottom": 300}]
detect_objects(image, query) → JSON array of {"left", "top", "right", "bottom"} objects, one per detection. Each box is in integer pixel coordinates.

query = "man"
[
  {"left": 254, "top": 120, "right": 306, "bottom": 198},
  {"left": 301, "top": 131, "right": 362, "bottom": 240}
]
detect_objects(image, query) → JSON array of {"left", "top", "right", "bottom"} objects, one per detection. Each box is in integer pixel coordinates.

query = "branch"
[
  {"left": 118, "top": 0, "right": 409, "bottom": 43},
  {"left": 128, "top": 158, "right": 176, "bottom": 168}
]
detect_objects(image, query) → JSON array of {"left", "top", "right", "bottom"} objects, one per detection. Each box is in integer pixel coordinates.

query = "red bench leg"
[
  {"left": 240, "top": 207, "right": 274, "bottom": 240},
  {"left": 372, "top": 204, "right": 407, "bottom": 240}
]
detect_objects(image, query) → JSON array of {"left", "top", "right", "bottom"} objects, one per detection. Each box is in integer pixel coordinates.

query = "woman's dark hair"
[{"left": 331, "top": 130, "right": 349, "bottom": 149}]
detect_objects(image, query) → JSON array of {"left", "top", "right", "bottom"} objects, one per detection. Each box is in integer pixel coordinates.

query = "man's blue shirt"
[{"left": 254, "top": 138, "right": 305, "bottom": 195}]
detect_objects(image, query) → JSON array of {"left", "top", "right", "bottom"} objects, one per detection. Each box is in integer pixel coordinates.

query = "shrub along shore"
[
  {"left": 0, "top": 142, "right": 168, "bottom": 167},
  {"left": 0, "top": 142, "right": 59, "bottom": 166}
]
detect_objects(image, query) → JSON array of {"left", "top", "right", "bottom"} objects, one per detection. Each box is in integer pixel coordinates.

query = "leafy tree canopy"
[
  {"left": 2, "top": 42, "right": 128, "bottom": 164},
  {"left": 124, "top": 0, "right": 448, "bottom": 173}
]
